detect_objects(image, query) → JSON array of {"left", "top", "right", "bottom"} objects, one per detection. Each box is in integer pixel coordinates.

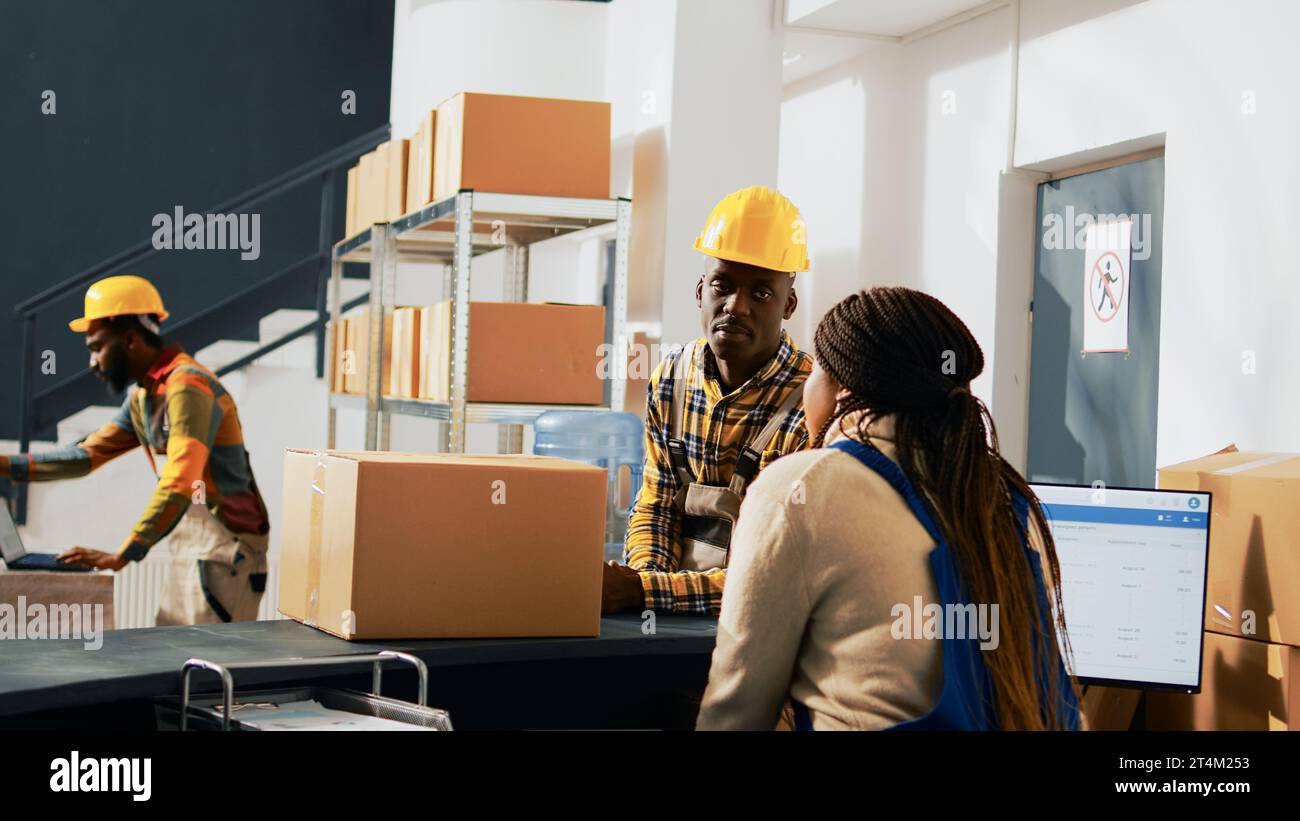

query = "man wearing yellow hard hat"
[
  {"left": 0, "top": 275, "right": 271, "bottom": 625},
  {"left": 602, "top": 185, "right": 812, "bottom": 616}
]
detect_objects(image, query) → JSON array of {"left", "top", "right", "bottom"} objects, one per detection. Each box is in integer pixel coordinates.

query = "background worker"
[
  {"left": 602, "top": 186, "right": 812, "bottom": 616},
  {"left": 0, "top": 275, "right": 271, "bottom": 625}
]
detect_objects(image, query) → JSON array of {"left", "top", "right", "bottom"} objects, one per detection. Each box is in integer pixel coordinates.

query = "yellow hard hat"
[
  {"left": 69, "top": 275, "right": 169, "bottom": 333},
  {"left": 693, "top": 185, "right": 809, "bottom": 273}
]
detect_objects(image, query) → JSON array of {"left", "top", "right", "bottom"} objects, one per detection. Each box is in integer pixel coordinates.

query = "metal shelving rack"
[{"left": 326, "top": 190, "right": 632, "bottom": 453}]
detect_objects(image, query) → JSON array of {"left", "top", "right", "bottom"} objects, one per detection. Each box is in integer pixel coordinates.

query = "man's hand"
[
  {"left": 602, "top": 560, "right": 645, "bottom": 614},
  {"left": 56, "top": 547, "right": 128, "bottom": 572}
]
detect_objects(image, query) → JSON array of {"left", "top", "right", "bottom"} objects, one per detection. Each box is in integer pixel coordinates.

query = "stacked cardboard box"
[
  {"left": 405, "top": 110, "right": 436, "bottom": 214},
  {"left": 433, "top": 92, "right": 610, "bottom": 201},
  {"left": 330, "top": 319, "right": 348, "bottom": 393},
  {"left": 1145, "top": 450, "right": 1300, "bottom": 729},
  {"left": 345, "top": 166, "right": 360, "bottom": 238},
  {"left": 340, "top": 312, "right": 392, "bottom": 396},
  {"left": 278, "top": 450, "right": 606, "bottom": 639},
  {"left": 344, "top": 92, "right": 610, "bottom": 235},
  {"left": 389, "top": 307, "right": 422, "bottom": 399},
  {"left": 417, "top": 301, "right": 604, "bottom": 405},
  {"left": 344, "top": 138, "right": 412, "bottom": 234}
]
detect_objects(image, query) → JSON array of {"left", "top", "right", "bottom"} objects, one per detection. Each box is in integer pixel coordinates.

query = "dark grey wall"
[{"left": 0, "top": 0, "right": 394, "bottom": 439}]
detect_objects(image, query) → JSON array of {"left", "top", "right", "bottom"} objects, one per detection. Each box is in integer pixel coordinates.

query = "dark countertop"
[{"left": 0, "top": 614, "right": 718, "bottom": 720}]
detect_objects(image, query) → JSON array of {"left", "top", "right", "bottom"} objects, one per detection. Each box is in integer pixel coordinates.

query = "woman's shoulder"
[{"left": 748, "top": 443, "right": 900, "bottom": 506}]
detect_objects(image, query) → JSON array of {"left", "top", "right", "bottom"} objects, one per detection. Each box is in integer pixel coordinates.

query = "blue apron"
[{"left": 792, "top": 438, "right": 1079, "bottom": 731}]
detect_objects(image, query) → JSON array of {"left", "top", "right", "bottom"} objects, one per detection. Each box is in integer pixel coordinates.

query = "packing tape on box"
[
  {"left": 1212, "top": 453, "right": 1300, "bottom": 475},
  {"left": 305, "top": 454, "right": 327, "bottom": 627}
]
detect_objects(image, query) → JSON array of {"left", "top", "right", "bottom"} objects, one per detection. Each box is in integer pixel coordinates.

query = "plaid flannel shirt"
[
  {"left": 4, "top": 345, "right": 269, "bottom": 560},
  {"left": 624, "top": 330, "right": 811, "bottom": 615}
]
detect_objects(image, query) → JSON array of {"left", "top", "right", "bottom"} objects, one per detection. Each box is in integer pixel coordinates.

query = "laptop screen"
[
  {"left": 1031, "top": 483, "right": 1211, "bottom": 692},
  {"left": 0, "top": 500, "right": 29, "bottom": 563}
]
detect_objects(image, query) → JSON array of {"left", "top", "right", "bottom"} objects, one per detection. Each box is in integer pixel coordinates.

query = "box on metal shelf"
[
  {"left": 330, "top": 319, "right": 348, "bottom": 394},
  {"left": 345, "top": 165, "right": 360, "bottom": 237},
  {"left": 1158, "top": 449, "right": 1300, "bottom": 646},
  {"left": 389, "top": 307, "right": 422, "bottom": 399},
  {"left": 433, "top": 92, "right": 610, "bottom": 202},
  {"left": 1145, "top": 630, "right": 1300, "bottom": 730},
  {"left": 357, "top": 148, "right": 382, "bottom": 229},
  {"left": 405, "top": 110, "right": 436, "bottom": 214},
  {"left": 418, "top": 301, "right": 605, "bottom": 405},
  {"left": 343, "top": 312, "right": 392, "bottom": 396},
  {"left": 384, "top": 138, "right": 409, "bottom": 221},
  {"left": 277, "top": 449, "right": 606, "bottom": 639}
]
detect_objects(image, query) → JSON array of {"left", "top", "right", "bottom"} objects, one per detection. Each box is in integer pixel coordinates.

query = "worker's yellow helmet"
[
  {"left": 693, "top": 185, "right": 809, "bottom": 273},
  {"left": 68, "top": 275, "right": 170, "bottom": 333}
]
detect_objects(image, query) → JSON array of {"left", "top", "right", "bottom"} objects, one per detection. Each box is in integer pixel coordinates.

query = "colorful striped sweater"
[{"left": 5, "top": 346, "right": 270, "bottom": 560}]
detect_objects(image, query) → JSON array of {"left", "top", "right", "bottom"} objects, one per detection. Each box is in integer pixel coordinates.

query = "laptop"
[{"left": 0, "top": 500, "right": 93, "bottom": 572}]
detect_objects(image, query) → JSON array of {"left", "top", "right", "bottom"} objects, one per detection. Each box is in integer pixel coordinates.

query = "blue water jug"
[{"left": 533, "top": 411, "right": 645, "bottom": 562}]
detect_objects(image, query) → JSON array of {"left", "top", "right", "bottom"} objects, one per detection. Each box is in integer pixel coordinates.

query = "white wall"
[
  {"left": 1015, "top": 0, "right": 1300, "bottom": 465},
  {"left": 779, "top": 0, "right": 1300, "bottom": 474},
  {"left": 656, "top": 0, "right": 785, "bottom": 348},
  {"left": 390, "top": 0, "right": 608, "bottom": 135},
  {"left": 779, "top": 6, "right": 1012, "bottom": 397}
]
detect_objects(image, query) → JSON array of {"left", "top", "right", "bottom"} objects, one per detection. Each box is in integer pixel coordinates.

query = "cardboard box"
[
  {"left": 384, "top": 138, "right": 409, "bottom": 221},
  {"left": 417, "top": 303, "right": 449, "bottom": 401},
  {"left": 345, "top": 165, "right": 360, "bottom": 238},
  {"left": 406, "top": 110, "right": 436, "bottom": 213},
  {"left": 418, "top": 301, "right": 604, "bottom": 405},
  {"left": 1158, "top": 451, "right": 1300, "bottom": 646},
  {"left": 357, "top": 149, "right": 381, "bottom": 229},
  {"left": 389, "top": 307, "right": 422, "bottom": 399},
  {"left": 1145, "top": 630, "right": 1300, "bottom": 730},
  {"left": 330, "top": 319, "right": 346, "bottom": 394},
  {"left": 345, "top": 312, "right": 393, "bottom": 396},
  {"left": 277, "top": 450, "right": 606, "bottom": 639},
  {"left": 433, "top": 92, "right": 610, "bottom": 202},
  {"left": 0, "top": 570, "right": 115, "bottom": 633}
]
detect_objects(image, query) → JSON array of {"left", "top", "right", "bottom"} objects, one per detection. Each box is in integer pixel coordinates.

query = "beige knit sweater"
[{"left": 696, "top": 417, "right": 945, "bottom": 730}]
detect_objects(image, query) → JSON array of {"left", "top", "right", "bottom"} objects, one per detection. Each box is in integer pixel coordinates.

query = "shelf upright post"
[
  {"left": 609, "top": 197, "right": 632, "bottom": 415},
  {"left": 366, "top": 223, "right": 396, "bottom": 450},
  {"left": 326, "top": 251, "right": 344, "bottom": 449},
  {"left": 497, "top": 239, "right": 529, "bottom": 454},
  {"left": 447, "top": 192, "right": 474, "bottom": 453}
]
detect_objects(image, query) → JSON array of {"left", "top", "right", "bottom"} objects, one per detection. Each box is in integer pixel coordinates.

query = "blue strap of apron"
[{"left": 795, "top": 438, "right": 1068, "bottom": 731}]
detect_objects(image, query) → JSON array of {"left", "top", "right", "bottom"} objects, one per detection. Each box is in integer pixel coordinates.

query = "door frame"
[{"left": 990, "top": 137, "right": 1165, "bottom": 474}]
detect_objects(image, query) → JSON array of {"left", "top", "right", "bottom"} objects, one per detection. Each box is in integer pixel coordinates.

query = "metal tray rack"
[{"left": 155, "top": 651, "right": 453, "bottom": 731}]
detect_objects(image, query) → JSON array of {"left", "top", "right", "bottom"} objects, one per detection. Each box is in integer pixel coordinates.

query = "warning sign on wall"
[{"left": 1082, "top": 217, "right": 1132, "bottom": 353}]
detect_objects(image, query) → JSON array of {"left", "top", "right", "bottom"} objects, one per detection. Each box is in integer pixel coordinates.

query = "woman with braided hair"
[{"left": 697, "top": 287, "right": 1080, "bottom": 730}]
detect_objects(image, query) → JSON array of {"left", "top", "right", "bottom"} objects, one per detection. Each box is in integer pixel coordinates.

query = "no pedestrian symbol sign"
[{"left": 1082, "top": 217, "right": 1132, "bottom": 353}]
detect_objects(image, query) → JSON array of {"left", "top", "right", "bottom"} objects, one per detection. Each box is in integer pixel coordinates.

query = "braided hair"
[{"left": 813, "top": 287, "right": 1075, "bottom": 730}]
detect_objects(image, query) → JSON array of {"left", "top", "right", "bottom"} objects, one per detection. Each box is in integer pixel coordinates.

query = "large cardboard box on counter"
[
  {"left": 419, "top": 301, "right": 604, "bottom": 405},
  {"left": 1158, "top": 451, "right": 1300, "bottom": 646},
  {"left": 433, "top": 92, "right": 610, "bottom": 201},
  {"left": 278, "top": 450, "right": 606, "bottom": 639},
  {"left": 1146, "top": 630, "right": 1300, "bottom": 730}
]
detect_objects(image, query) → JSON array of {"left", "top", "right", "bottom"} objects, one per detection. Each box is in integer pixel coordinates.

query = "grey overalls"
[{"left": 664, "top": 343, "right": 804, "bottom": 572}]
